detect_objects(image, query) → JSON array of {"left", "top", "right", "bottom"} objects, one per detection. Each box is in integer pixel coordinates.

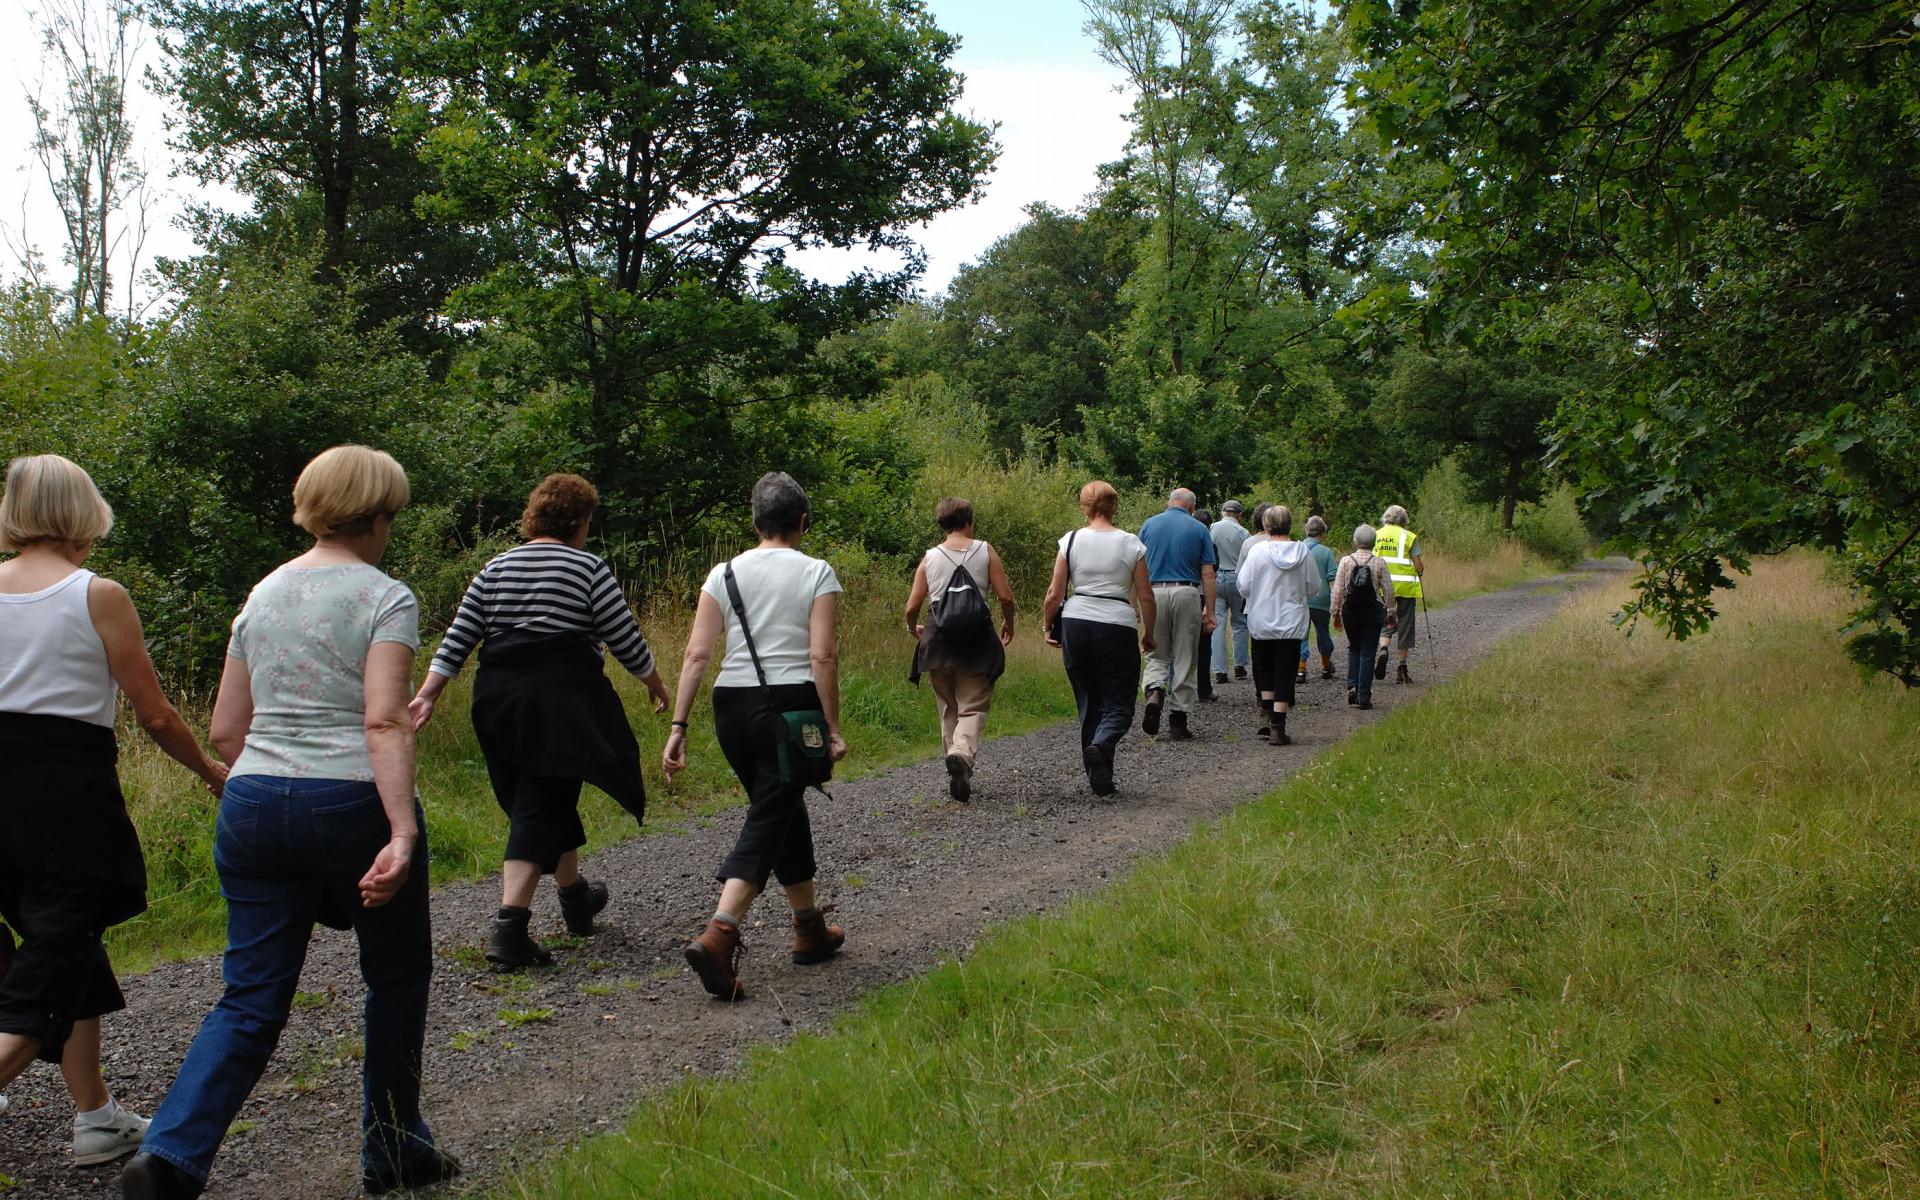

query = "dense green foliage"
[{"left": 1344, "top": 0, "right": 1920, "bottom": 680}]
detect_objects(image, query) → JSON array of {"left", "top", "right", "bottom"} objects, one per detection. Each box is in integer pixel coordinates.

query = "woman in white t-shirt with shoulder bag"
[
  {"left": 1042, "top": 481, "right": 1156, "bottom": 797},
  {"left": 663, "top": 473, "right": 847, "bottom": 1002}
]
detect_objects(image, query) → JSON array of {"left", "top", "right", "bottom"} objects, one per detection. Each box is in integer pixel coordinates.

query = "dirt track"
[{"left": 0, "top": 560, "right": 1629, "bottom": 1197}]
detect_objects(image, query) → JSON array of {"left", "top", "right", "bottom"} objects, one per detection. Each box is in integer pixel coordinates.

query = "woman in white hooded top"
[{"left": 1233, "top": 505, "right": 1321, "bottom": 745}]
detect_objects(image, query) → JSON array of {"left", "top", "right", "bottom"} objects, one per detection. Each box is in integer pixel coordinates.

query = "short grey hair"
[
  {"left": 1381, "top": 504, "right": 1409, "bottom": 526},
  {"left": 1353, "top": 523, "right": 1377, "bottom": 548},
  {"left": 1305, "top": 514, "right": 1327, "bottom": 537},
  {"left": 1263, "top": 504, "right": 1292, "bottom": 536},
  {"left": 751, "top": 471, "right": 810, "bottom": 537},
  {"left": 1169, "top": 487, "right": 1196, "bottom": 510}
]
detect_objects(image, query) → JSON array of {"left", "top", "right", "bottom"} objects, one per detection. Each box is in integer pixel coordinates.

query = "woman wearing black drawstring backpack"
[
  {"left": 902, "top": 497, "right": 1017, "bottom": 804},
  {"left": 662, "top": 472, "right": 847, "bottom": 1002}
]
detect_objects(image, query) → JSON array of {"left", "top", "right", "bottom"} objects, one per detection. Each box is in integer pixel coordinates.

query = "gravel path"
[{"left": 0, "top": 560, "right": 1630, "bottom": 1197}]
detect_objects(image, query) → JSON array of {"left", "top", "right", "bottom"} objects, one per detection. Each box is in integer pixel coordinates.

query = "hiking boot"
[
  {"left": 557, "top": 878, "right": 609, "bottom": 937},
  {"left": 1274, "top": 730, "right": 1293, "bottom": 746},
  {"left": 1142, "top": 688, "right": 1164, "bottom": 736},
  {"left": 685, "top": 919, "right": 745, "bottom": 1000},
  {"left": 1396, "top": 662, "right": 1412, "bottom": 684},
  {"left": 485, "top": 908, "right": 553, "bottom": 972},
  {"left": 1374, "top": 651, "right": 1389, "bottom": 681},
  {"left": 791, "top": 906, "right": 845, "bottom": 965},
  {"left": 1234, "top": 665, "right": 1248, "bottom": 679},
  {"left": 73, "top": 1103, "right": 149, "bottom": 1166},
  {"left": 1083, "top": 744, "right": 1115, "bottom": 796},
  {"left": 364, "top": 1146, "right": 462, "bottom": 1196},
  {"left": 1320, "top": 656, "right": 1335, "bottom": 680},
  {"left": 1296, "top": 666, "right": 1308, "bottom": 684},
  {"left": 1214, "top": 671, "right": 1228, "bottom": 685},
  {"left": 1347, "top": 687, "right": 1358, "bottom": 706},
  {"left": 1168, "top": 711, "right": 1193, "bottom": 741},
  {"left": 945, "top": 753, "right": 972, "bottom": 803},
  {"left": 1358, "top": 699, "right": 1373, "bottom": 710},
  {"left": 121, "top": 1153, "right": 203, "bottom": 1200}
]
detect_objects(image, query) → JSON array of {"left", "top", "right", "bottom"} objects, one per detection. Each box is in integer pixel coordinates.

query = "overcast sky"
[{"left": 0, "top": 0, "right": 1135, "bottom": 306}]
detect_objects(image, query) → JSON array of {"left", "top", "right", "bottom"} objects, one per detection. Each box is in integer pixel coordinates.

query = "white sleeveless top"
[
  {"left": 923, "top": 540, "right": 992, "bottom": 602},
  {"left": 0, "top": 568, "right": 117, "bottom": 727}
]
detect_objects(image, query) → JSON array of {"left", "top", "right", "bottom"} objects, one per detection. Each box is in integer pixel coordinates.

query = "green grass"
[{"left": 498, "top": 555, "right": 1920, "bottom": 1199}]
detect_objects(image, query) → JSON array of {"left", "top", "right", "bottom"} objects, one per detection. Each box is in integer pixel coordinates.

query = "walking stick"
[{"left": 1419, "top": 588, "right": 1436, "bottom": 675}]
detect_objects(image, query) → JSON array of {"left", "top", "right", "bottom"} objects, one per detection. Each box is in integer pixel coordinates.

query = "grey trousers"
[{"left": 1143, "top": 584, "right": 1204, "bottom": 714}]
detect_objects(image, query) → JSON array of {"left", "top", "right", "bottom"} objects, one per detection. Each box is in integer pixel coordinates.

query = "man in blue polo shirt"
[{"left": 1137, "top": 487, "right": 1217, "bottom": 740}]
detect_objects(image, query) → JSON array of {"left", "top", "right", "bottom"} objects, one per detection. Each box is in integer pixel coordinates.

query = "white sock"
[{"left": 75, "top": 1097, "right": 118, "bottom": 1127}]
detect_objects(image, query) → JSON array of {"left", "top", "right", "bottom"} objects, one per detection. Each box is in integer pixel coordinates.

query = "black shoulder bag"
[
  {"left": 1046, "top": 529, "right": 1079, "bottom": 645},
  {"left": 722, "top": 562, "right": 835, "bottom": 789}
]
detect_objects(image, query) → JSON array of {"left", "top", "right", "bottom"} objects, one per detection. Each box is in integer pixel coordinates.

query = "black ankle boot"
[
  {"left": 486, "top": 907, "right": 552, "bottom": 971},
  {"left": 557, "top": 878, "right": 609, "bottom": 936},
  {"left": 122, "top": 1154, "right": 203, "bottom": 1200},
  {"left": 1168, "top": 710, "right": 1193, "bottom": 741}
]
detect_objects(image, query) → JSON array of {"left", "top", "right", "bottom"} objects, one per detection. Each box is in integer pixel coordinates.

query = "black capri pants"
[
  {"left": 483, "top": 762, "right": 586, "bottom": 873},
  {"left": 712, "top": 683, "right": 821, "bottom": 890},
  {"left": 1250, "top": 637, "right": 1303, "bottom": 709},
  {"left": 0, "top": 873, "right": 125, "bottom": 1062}
]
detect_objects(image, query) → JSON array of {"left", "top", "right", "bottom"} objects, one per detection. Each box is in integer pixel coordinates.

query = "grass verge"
[
  {"left": 106, "top": 539, "right": 1574, "bottom": 973},
  {"left": 498, "top": 554, "right": 1920, "bottom": 1198}
]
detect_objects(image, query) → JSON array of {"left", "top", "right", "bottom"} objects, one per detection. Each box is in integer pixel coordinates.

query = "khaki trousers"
[
  {"left": 1143, "top": 583, "right": 1204, "bottom": 714},
  {"left": 929, "top": 668, "right": 994, "bottom": 765}
]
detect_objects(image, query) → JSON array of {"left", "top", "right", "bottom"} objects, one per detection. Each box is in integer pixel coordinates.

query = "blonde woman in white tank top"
[
  {"left": 901, "top": 498, "right": 1016, "bottom": 802},
  {"left": 0, "top": 455, "right": 224, "bottom": 1166}
]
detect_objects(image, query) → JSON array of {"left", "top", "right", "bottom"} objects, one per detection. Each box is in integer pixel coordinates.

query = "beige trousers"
[
  {"left": 1143, "top": 583, "right": 1204, "bottom": 713},
  {"left": 929, "top": 668, "right": 995, "bottom": 765}
]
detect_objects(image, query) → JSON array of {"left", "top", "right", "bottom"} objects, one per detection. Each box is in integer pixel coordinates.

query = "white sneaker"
[
  {"left": 72, "top": 1103, "right": 149, "bottom": 1166},
  {"left": 0, "top": 1093, "right": 9, "bottom": 1117}
]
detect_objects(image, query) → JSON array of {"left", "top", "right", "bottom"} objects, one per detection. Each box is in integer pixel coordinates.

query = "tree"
[
  {"left": 151, "top": 0, "right": 512, "bottom": 343},
  {"left": 378, "top": 0, "right": 997, "bottom": 534},
  {"left": 24, "top": 0, "right": 150, "bottom": 322},
  {"left": 1376, "top": 351, "right": 1561, "bottom": 532},
  {"left": 1344, "top": 0, "right": 1920, "bottom": 681},
  {"left": 935, "top": 203, "right": 1132, "bottom": 447}
]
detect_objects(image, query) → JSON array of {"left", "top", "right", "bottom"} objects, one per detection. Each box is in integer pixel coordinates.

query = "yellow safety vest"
[{"left": 1376, "top": 524, "right": 1423, "bottom": 598}]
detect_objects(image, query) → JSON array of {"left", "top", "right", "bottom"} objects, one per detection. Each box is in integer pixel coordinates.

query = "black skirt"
[{"left": 471, "top": 631, "right": 646, "bottom": 826}]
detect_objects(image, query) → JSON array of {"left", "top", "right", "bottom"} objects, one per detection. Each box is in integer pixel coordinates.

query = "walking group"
[{"left": 0, "top": 450, "right": 1423, "bottom": 1198}]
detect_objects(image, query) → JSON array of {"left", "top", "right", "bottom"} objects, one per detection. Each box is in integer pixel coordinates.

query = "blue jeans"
[
  {"left": 1212, "top": 571, "right": 1249, "bottom": 673},
  {"left": 1299, "top": 608, "right": 1334, "bottom": 664},
  {"left": 1345, "top": 620, "right": 1385, "bottom": 703},
  {"left": 141, "top": 776, "right": 435, "bottom": 1185}
]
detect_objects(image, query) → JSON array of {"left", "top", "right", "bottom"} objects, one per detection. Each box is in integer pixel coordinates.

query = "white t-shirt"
[
  {"left": 701, "top": 548, "right": 844, "bottom": 688},
  {"left": 1057, "top": 528, "right": 1145, "bottom": 628}
]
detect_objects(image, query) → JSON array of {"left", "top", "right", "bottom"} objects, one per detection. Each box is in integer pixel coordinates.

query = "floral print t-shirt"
[{"left": 226, "top": 563, "right": 420, "bottom": 781}]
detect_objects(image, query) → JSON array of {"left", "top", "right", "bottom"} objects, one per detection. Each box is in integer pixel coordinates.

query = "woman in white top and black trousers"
[
  {"left": 663, "top": 473, "right": 848, "bottom": 1002},
  {"left": 410, "top": 474, "right": 672, "bottom": 971},
  {"left": 903, "top": 497, "right": 1017, "bottom": 802},
  {"left": 0, "top": 456, "right": 224, "bottom": 1168},
  {"left": 1042, "top": 481, "right": 1156, "bottom": 797}
]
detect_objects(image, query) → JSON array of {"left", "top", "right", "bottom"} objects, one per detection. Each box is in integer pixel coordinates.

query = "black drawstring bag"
[{"left": 931, "top": 543, "right": 992, "bottom": 642}]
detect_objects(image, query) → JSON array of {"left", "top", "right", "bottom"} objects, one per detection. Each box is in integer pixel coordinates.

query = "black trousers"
[
  {"left": 1061, "top": 618, "right": 1141, "bottom": 752},
  {"left": 1250, "top": 637, "right": 1303, "bottom": 711},
  {"left": 484, "top": 761, "right": 586, "bottom": 873},
  {"left": 713, "top": 683, "right": 821, "bottom": 890}
]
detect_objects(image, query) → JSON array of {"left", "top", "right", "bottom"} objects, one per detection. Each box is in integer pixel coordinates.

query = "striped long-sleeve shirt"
[{"left": 427, "top": 543, "right": 656, "bottom": 680}]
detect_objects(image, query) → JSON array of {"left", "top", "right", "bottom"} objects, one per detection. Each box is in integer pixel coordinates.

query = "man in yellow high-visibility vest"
[{"left": 1374, "top": 504, "right": 1423, "bottom": 684}]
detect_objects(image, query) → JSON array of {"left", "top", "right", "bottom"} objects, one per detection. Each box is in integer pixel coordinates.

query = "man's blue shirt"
[{"left": 1139, "top": 507, "right": 1216, "bottom": 584}]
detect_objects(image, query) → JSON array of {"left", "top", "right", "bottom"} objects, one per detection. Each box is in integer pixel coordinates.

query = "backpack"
[
  {"left": 1344, "top": 556, "right": 1385, "bottom": 625},
  {"left": 931, "top": 545, "right": 993, "bottom": 643}
]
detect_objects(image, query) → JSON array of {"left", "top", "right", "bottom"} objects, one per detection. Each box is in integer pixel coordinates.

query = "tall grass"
[{"left": 499, "top": 554, "right": 1920, "bottom": 1199}]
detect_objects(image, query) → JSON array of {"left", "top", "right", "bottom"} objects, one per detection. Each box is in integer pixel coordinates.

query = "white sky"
[{"left": 0, "top": 1, "right": 1134, "bottom": 305}]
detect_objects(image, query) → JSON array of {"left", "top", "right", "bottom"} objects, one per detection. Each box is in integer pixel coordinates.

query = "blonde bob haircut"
[
  {"left": 0, "top": 454, "right": 115, "bottom": 550},
  {"left": 292, "top": 445, "right": 411, "bottom": 537},
  {"left": 1079, "top": 480, "right": 1119, "bottom": 520}
]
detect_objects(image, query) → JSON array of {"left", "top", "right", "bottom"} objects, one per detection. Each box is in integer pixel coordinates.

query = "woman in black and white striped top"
[{"left": 411, "top": 474, "right": 671, "bottom": 970}]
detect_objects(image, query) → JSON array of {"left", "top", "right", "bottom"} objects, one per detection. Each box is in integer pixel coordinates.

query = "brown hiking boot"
[
  {"left": 1396, "top": 662, "right": 1412, "bottom": 684},
  {"left": 792, "top": 906, "right": 845, "bottom": 965},
  {"left": 684, "top": 919, "right": 745, "bottom": 1000}
]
